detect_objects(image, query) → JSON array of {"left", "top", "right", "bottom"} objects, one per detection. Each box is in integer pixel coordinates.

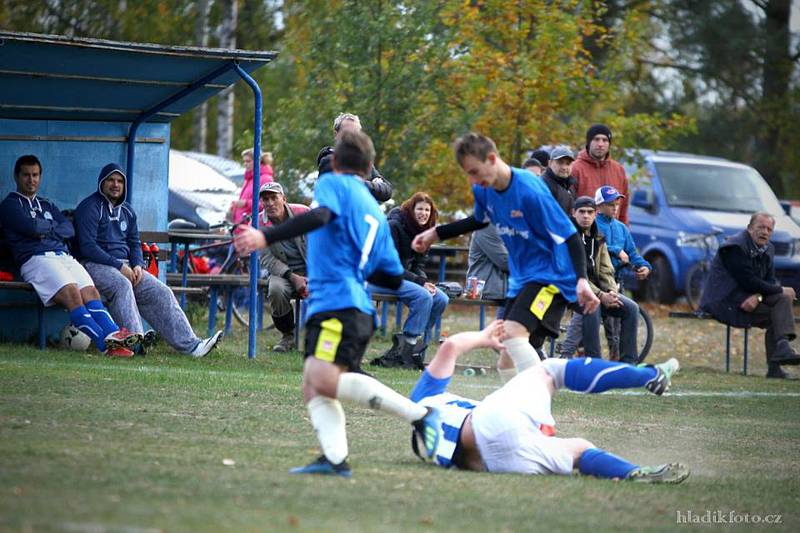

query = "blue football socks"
[
  {"left": 578, "top": 448, "right": 639, "bottom": 479},
  {"left": 565, "top": 358, "right": 658, "bottom": 393},
  {"left": 85, "top": 300, "right": 119, "bottom": 338},
  {"left": 69, "top": 306, "right": 106, "bottom": 351}
]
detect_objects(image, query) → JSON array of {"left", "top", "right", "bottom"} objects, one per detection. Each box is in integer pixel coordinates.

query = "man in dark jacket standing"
[
  {"left": 540, "top": 146, "right": 577, "bottom": 215},
  {"left": 316, "top": 113, "right": 393, "bottom": 203},
  {"left": 700, "top": 212, "right": 800, "bottom": 378},
  {"left": 74, "top": 163, "right": 222, "bottom": 357}
]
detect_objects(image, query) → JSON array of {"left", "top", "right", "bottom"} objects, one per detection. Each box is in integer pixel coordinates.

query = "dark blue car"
[{"left": 625, "top": 151, "right": 800, "bottom": 302}]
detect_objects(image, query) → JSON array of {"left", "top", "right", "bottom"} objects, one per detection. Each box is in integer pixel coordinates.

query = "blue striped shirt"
[{"left": 418, "top": 393, "right": 480, "bottom": 468}]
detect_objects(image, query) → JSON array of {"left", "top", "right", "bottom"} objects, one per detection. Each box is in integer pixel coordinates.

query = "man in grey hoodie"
[{"left": 74, "top": 163, "right": 222, "bottom": 357}]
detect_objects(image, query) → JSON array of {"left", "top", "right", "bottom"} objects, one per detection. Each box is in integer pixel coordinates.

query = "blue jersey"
[
  {"left": 418, "top": 392, "right": 480, "bottom": 468},
  {"left": 306, "top": 172, "right": 403, "bottom": 317},
  {"left": 472, "top": 167, "right": 577, "bottom": 301}
]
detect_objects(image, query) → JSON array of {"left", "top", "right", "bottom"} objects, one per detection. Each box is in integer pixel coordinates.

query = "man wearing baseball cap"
[
  {"left": 571, "top": 124, "right": 631, "bottom": 224},
  {"left": 258, "top": 181, "right": 310, "bottom": 352},
  {"left": 559, "top": 194, "right": 641, "bottom": 364},
  {"left": 540, "top": 146, "right": 577, "bottom": 215}
]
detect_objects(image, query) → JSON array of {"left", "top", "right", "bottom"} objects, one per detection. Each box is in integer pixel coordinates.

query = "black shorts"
[
  {"left": 503, "top": 282, "right": 569, "bottom": 340},
  {"left": 304, "top": 308, "right": 374, "bottom": 371}
]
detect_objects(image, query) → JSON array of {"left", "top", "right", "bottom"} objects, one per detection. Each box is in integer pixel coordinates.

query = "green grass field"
[{"left": 1, "top": 307, "right": 799, "bottom": 532}]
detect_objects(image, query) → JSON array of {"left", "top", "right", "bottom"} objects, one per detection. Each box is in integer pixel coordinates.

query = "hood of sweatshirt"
[{"left": 97, "top": 162, "right": 127, "bottom": 206}]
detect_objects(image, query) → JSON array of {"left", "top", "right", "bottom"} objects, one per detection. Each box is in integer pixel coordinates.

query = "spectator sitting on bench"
[
  {"left": 700, "top": 212, "right": 800, "bottom": 379},
  {"left": 257, "top": 181, "right": 310, "bottom": 352},
  {"left": 370, "top": 192, "right": 449, "bottom": 369},
  {"left": 0, "top": 155, "right": 139, "bottom": 357},
  {"left": 559, "top": 196, "right": 640, "bottom": 364},
  {"left": 73, "top": 162, "right": 222, "bottom": 358}
]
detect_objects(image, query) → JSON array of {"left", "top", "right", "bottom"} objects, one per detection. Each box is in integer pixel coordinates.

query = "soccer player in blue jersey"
[
  {"left": 410, "top": 320, "right": 688, "bottom": 482},
  {"left": 413, "top": 133, "right": 600, "bottom": 381},
  {"left": 234, "top": 130, "right": 441, "bottom": 477}
]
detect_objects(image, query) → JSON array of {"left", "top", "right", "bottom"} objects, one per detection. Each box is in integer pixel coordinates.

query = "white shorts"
[
  {"left": 471, "top": 368, "right": 574, "bottom": 476},
  {"left": 20, "top": 253, "right": 95, "bottom": 306}
]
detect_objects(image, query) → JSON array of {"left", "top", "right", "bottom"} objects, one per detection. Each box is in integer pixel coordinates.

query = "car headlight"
[
  {"left": 794, "top": 239, "right": 800, "bottom": 257},
  {"left": 676, "top": 232, "right": 704, "bottom": 248},
  {"left": 676, "top": 232, "right": 720, "bottom": 253}
]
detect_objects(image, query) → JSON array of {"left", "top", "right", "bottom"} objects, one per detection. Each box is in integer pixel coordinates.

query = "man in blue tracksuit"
[
  {"left": 73, "top": 163, "right": 222, "bottom": 357},
  {"left": 0, "top": 155, "right": 138, "bottom": 356}
]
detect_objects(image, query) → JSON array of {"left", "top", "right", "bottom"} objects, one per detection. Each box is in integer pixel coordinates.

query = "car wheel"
[{"left": 639, "top": 255, "right": 675, "bottom": 304}]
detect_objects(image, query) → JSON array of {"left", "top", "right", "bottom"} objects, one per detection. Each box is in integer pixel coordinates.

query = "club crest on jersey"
[
  {"left": 510, "top": 209, "right": 523, "bottom": 218},
  {"left": 120, "top": 220, "right": 127, "bottom": 232}
]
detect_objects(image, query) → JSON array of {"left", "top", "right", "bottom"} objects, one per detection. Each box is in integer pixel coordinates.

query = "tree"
[
  {"left": 216, "top": 0, "right": 238, "bottom": 158},
  {"left": 192, "top": 0, "right": 212, "bottom": 153},
  {"left": 633, "top": 0, "right": 800, "bottom": 196}
]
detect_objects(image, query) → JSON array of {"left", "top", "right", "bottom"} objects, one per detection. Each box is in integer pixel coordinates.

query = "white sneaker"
[{"left": 191, "top": 330, "right": 223, "bottom": 358}]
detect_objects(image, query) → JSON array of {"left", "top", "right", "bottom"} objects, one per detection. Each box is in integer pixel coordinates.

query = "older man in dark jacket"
[
  {"left": 540, "top": 146, "right": 577, "bottom": 215},
  {"left": 700, "top": 212, "right": 800, "bottom": 378}
]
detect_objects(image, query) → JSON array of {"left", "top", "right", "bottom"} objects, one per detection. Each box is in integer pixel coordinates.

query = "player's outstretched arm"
[
  {"left": 412, "top": 215, "right": 489, "bottom": 253},
  {"left": 426, "top": 321, "right": 504, "bottom": 379},
  {"left": 234, "top": 207, "right": 334, "bottom": 256}
]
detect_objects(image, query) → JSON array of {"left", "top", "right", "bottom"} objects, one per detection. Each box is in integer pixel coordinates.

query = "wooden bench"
[{"left": 165, "top": 273, "right": 269, "bottom": 337}]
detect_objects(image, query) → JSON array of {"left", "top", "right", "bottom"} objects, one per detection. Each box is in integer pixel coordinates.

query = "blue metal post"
[
  {"left": 233, "top": 62, "right": 262, "bottom": 360},
  {"left": 207, "top": 286, "right": 218, "bottom": 338},
  {"left": 180, "top": 242, "right": 190, "bottom": 309}
]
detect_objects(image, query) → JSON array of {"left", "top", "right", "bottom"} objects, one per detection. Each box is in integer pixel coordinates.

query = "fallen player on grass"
[{"left": 408, "top": 321, "right": 689, "bottom": 483}]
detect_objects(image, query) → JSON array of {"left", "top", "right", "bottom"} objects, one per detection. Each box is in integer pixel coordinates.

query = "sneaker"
[
  {"left": 106, "top": 346, "right": 134, "bottom": 358},
  {"left": 289, "top": 455, "right": 352, "bottom": 478},
  {"left": 143, "top": 329, "right": 159, "bottom": 348},
  {"left": 643, "top": 357, "right": 680, "bottom": 396},
  {"left": 273, "top": 332, "right": 296, "bottom": 353},
  {"left": 411, "top": 407, "right": 442, "bottom": 459},
  {"left": 191, "top": 330, "right": 223, "bottom": 358},
  {"left": 628, "top": 463, "right": 690, "bottom": 484},
  {"left": 105, "top": 328, "right": 141, "bottom": 350}
]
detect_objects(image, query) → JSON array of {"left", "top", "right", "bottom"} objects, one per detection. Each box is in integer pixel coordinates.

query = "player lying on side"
[{"left": 409, "top": 320, "right": 689, "bottom": 483}]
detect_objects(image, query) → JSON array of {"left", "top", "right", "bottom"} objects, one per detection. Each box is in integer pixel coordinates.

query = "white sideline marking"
[{"left": 2, "top": 360, "right": 799, "bottom": 397}]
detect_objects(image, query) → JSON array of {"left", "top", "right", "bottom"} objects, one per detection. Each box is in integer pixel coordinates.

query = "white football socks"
[
  {"left": 502, "top": 336, "right": 541, "bottom": 372},
  {"left": 307, "top": 396, "right": 348, "bottom": 465},
  {"left": 337, "top": 372, "right": 427, "bottom": 422}
]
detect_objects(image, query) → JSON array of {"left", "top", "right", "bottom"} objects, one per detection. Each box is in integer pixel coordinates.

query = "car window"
[{"left": 655, "top": 162, "right": 783, "bottom": 214}]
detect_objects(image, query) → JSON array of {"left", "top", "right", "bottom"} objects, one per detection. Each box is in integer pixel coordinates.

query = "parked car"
[
  {"left": 181, "top": 150, "right": 246, "bottom": 186},
  {"left": 168, "top": 150, "right": 241, "bottom": 229},
  {"left": 624, "top": 151, "right": 800, "bottom": 302}
]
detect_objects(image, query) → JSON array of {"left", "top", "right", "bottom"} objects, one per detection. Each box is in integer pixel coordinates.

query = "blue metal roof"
[{"left": 0, "top": 31, "right": 277, "bottom": 123}]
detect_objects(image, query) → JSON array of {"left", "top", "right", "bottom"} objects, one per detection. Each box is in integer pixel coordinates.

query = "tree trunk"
[
  {"left": 754, "top": 0, "right": 792, "bottom": 196},
  {"left": 216, "top": 0, "right": 238, "bottom": 158},
  {"left": 193, "top": 0, "right": 211, "bottom": 153}
]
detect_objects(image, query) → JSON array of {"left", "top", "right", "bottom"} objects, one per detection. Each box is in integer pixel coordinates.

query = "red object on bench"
[{"left": 0, "top": 271, "right": 13, "bottom": 281}]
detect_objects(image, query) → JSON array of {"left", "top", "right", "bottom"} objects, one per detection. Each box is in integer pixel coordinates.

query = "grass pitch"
[{"left": 1, "top": 310, "right": 799, "bottom": 532}]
